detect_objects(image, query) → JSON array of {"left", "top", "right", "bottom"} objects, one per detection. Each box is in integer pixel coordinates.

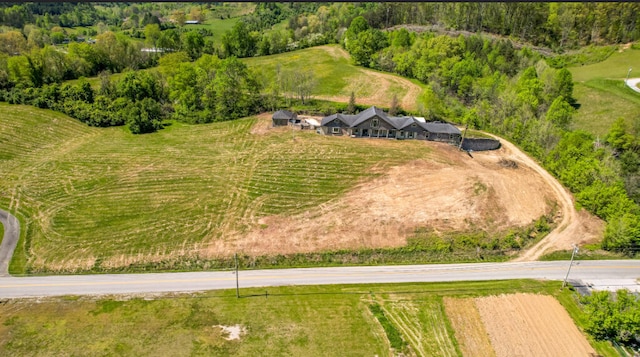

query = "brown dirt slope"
[
  {"left": 475, "top": 293, "right": 595, "bottom": 357},
  {"left": 202, "top": 127, "right": 556, "bottom": 257}
]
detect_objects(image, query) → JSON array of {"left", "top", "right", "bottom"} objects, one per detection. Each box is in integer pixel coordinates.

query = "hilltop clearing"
[
  {"left": 0, "top": 105, "right": 578, "bottom": 272},
  {"left": 243, "top": 45, "right": 424, "bottom": 111}
]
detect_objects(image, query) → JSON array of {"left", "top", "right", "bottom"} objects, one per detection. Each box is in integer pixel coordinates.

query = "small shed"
[{"left": 272, "top": 110, "right": 297, "bottom": 127}]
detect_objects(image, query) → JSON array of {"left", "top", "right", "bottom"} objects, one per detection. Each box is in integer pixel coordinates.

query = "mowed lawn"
[
  {"left": 0, "top": 280, "right": 602, "bottom": 357},
  {"left": 569, "top": 47, "right": 640, "bottom": 136},
  {"left": 0, "top": 104, "right": 433, "bottom": 273}
]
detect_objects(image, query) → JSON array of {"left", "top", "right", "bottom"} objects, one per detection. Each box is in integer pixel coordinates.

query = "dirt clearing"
[
  {"left": 203, "top": 134, "right": 557, "bottom": 257},
  {"left": 475, "top": 293, "right": 595, "bottom": 357},
  {"left": 443, "top": 297, "right": 495, "bottom": 357}
]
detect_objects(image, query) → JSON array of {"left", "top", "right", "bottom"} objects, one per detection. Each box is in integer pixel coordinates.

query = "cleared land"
[
  {"left": 0, "top": 104, "right": 587, "bottom": 272},
  {"left": 475, "top": 293, "right": 596, "bottom": 357},
  {"left": 569, "top": 46, "right": 640, "bottom": 136},
  {"left": 0, "top": 280, "right": 607, "bottom": 357},
  {"left": 243, "top": 45, "right": 424, "bottom": 111},
  {"left": 443, "top": 297, "right": 495, "bottom": 357}
]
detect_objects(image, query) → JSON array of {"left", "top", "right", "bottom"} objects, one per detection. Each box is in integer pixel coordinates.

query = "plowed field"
[{"left": 474, "top": 293, "right": 596, "bottom": 357}]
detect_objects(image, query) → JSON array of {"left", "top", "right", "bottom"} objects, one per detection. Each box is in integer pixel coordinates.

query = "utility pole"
[
  {"left": 562, "top": 244, "right": 579, "bottom": 288},
  {"left": 235, "top": 253, "right": 240, "bottom": 298},
  {"left": 626, "top": 67, "right": 632, "bottom": 84}
]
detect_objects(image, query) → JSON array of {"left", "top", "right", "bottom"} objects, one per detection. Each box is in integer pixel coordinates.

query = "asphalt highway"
[{"left": 1, "top": 260, "right": 638, "bottom": 299}]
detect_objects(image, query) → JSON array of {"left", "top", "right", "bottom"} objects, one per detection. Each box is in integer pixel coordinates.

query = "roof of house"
[
  {"left": 272, "top": 110, "right": 297, "bottom": 120},
  {"left": 321, "top": 106, "right": 460, "bottom": 134},
  {"left": 418, "top": 122, "right": 462, "bottom": 135}
]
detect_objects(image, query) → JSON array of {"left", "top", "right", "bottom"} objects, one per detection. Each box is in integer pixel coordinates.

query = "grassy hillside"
[
  {"left": 569, "top": 48, "right": 640, "bottom": 136},
  {"left": 244, "top": 45, "right": 425, "bottom": 110},
  {"left": 0, "top": 280, "right": 615, "bottom": 357},
  {"left": 0, "top": 104, "right": 434, "bottom": 273},
  {"left": 183, "top": 17, "right": 239, "bottom": 46}
]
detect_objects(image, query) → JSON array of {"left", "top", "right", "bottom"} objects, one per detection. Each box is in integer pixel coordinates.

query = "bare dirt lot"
[
  {"left": 204, "top": 129, "right": 564, "bottom": 257},
  {"left": 475, "top": 293, "right": 596, "bottom": 357}
]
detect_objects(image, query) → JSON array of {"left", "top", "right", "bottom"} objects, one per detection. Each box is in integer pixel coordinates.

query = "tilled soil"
[{"left": 475, "top": 293, "right": 596, "bottom": 357}]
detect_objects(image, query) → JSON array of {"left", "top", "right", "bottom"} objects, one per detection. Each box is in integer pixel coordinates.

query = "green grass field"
[
  {"left": 569, "top": 47, "right": 640, "bottom": 136},
  {"left": 0, "top": 104, "right": 435, "bottom": 273},
  {"left": 0, "top": 280, "right": 614, "bottom": 357},
  {"left": 244, "top": 45, "right": 425, "bottom": 110},
  {"left": 570, "top": 48, "right": 639, "bottom": 83},
  {"left": 184, "top": 17, "right": 239, "bottom": 46}
]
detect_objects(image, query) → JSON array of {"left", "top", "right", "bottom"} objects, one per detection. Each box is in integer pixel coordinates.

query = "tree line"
[{"left": 2, "top": 52, "right": 263, "bottom": 134}]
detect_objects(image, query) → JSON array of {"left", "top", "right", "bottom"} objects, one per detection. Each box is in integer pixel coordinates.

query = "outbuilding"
[{"left": 272, "top": 110, "right": 297, "bottom": 127}]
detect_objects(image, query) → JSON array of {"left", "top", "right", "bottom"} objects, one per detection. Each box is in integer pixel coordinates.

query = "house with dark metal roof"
[
  {"left": 320, "top": 106, "right": 461, "bottom": 144},
  {"left": 272, "top": 110, "right": 298, "bottom": 127}
]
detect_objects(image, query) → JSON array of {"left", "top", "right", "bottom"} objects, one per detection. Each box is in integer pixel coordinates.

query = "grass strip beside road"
[{"left": 0, "top": 280, "right": 616, "bottom": 356}]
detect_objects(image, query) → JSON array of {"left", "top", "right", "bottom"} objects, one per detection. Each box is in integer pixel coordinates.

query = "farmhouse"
[
  {"left": 272, "top": 110, "right": 298, "bottom": 127},
  {"left": 320, "top": 106, "right": 462, "bottom": 144}
]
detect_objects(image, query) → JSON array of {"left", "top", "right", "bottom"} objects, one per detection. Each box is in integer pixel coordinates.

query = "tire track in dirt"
[{"left": 481, "top": 133, "right": 602, "bottom": 261}]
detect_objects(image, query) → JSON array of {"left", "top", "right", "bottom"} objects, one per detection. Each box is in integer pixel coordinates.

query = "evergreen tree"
[{"left": 347, "top": 91, "right": 356, "bottom": 114}]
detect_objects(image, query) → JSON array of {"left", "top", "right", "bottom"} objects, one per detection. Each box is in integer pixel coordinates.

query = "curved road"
[
  {"left": 0, "top": 209, "right": 19, "bottom": 277},
  {"left": 626, "top": 78, "right": 640, "bottom": 93},
  {"left": 0, "top": 260, "right": 638, "bottom": 299}
]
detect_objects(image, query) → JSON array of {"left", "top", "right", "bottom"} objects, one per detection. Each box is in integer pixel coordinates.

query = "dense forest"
[{"left": 0, "top": 3, "right": 638, "bottom": 262}]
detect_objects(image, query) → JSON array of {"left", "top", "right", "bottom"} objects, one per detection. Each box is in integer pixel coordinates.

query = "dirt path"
[{"left": 481, "top": 133, "right": 602, "bottom": 261}]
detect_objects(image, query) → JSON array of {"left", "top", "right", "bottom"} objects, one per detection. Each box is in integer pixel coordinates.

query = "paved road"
[
  {"left": 1, "top": 260, "right": 638, "bottom": 299},
  {"left": 0, "top": 209, "right": 19, "bottom": 277},
  {"left": 626, "top": 78, "right": 640, "bottom": 93}
]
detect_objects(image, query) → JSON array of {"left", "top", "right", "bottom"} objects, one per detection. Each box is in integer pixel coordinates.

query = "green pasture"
[
  {"left": 0, "top": 279, "right": 613, "bottom": 357},
  {"left": 570, "top": 48, "right": 640, "bottom": 83},
  {"left": 184, "top": 17, "right": 239, "bottom": 46},
  {"left": 569, "top": 48, "right": 640, "bottom": 136},
  {"left": 571, "top": 80, "right": 640, "bottom": 136},
  {"left": 243, "top": 45, "right": 424, "bottom": 101},
  {"left": 0, "top": 104, "right": 434, "bottom": 273}
]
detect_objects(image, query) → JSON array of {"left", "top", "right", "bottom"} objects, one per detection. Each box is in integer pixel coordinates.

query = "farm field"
[
  {"left": 0, "top": 104, "right": 563, "bottom": 273},
  {"left": 0, "top": 280, "right": 612, "bottom": 357},
  {"left": 569, "top": 46, "right": 640, "bottom": 136},
  {"left": 475, "top": 293, "right": 596, "bottom": 356},
  {"left": 243, "top": 45, "right": 425, "bottom": 111},
  {"left": 443, "top": 297, "right": 495, "bottom": 356}
]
